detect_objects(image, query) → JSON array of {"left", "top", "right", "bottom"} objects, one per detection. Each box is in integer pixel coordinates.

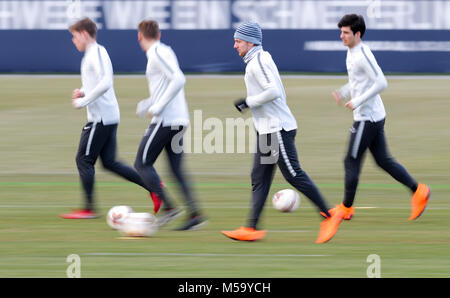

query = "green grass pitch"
[{"left": 0, "top": 75, "right": 449, "bottom": 277}]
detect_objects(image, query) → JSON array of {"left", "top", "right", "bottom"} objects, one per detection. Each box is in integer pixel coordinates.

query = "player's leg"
[
  {"left": 61, "top": 122, "right": 106, "bottom": 218},
  {"left": 165, "top": 126, "right": 207, "bottom": 230},
  {"left": 369, "top": 119, "right": 430, "bottom": 220},
  {"left": 369, "top": 119, "right": 417, "bottom": 191},
  {"left": 342, "top": 121, "right": 374, "bottom": 209},
  {"left": 99, "top": 123, "right": 165, "bottom": 213},
  {"left": 134, "top": 123, "right": 181, "bottom": 223},
  {"left": 247, "top": 133, "right": 277, "bottom": 230},
  {"left": 99, "top": 124, "right": 151, "bottom": 190},
  {"left": 76, "top": 122, "right": 109, "bottom": 211},
  {"left": 274, "top": 129, "right": 343, "bottom": 243},
  {"left": 275, "top": 129, "right": 330, "bottom": 217},
  {"left": 221, "top": 132, "right": 275, "bottom": 241}
]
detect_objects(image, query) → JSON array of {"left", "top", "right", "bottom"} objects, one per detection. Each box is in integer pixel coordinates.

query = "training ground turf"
[{"left": 0, "top": 75, "right": 449, "bottom": 277}]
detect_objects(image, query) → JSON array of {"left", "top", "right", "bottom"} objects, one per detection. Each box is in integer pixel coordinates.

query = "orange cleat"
[
  {"left": 320, "top": 203, "right": 354, "bottom": 220},
  {"left": 320, "top": 210, "right": 331, "bottom": 219},
  {"left": 409, "top": 183, "right": 431, "bottom": 221},
  {"left": 221, "top": 227, "right": 266, "bottom": 241},
  {"left": 59, "top": 209, "right": 99, "bottom": 219},
  {"left": 316, "top": 210, "right": 344, "bottom": 244},
  {"left": 333, "top": 203, "right": 354, "bottom": 220}
]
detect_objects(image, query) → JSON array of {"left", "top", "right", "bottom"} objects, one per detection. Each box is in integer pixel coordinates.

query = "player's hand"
[
  {"left": 72, "top": 89, "right": 84, "bottom": 99},
  {"left": 136, "top": 99, "right": 150, "bottom": 118},
  {"left": 146, "top": 105, "right": 158, "bottom": 118},
  {"left": 345, "top": 101, "right": 355, "bottom": 110},
  {"left": 332, "top": 90, "right": 344, "bottom": 105},
  {"left": 72, "top": 97, "right": 81, "bottom": 109},
  {"left": 234, "top": 98, "right": 249, "bottom": 113}
]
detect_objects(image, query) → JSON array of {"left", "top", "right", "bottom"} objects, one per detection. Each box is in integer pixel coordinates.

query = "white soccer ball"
[
  {"left": 106, "top": 205, "right": 133, "bottom": 230},
  {"left": 272, "top": 189, "right": 300, "bottom": 212},
  {"left": 119, "top": 212, "right": 158, "bottom": 237}
]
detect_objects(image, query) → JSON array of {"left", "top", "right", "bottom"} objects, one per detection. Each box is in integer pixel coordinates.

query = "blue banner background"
[{"left": 2, "top": 29, "right": 450, "bottom": 73}]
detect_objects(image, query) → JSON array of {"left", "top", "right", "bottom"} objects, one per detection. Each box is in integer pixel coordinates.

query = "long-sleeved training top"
[
  {"left": 136, "top": 41, "right": 190, "bottom": 127},
  {"left": 244, "top": 46, "right": 297, "bottom": 135},
  {"left": 73, "top": 42, "right": 120, "bottom": 125},
  {"left": 339, "top": 42, "right": 387, "bottom": 122}
]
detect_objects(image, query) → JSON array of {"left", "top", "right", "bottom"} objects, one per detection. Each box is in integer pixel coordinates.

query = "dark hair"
[
  {"left": 138, "top": 19, "right": 160, "bottom": 39},
  {"left": 69, "top": 17, "right": 97, "bottom": 38},
  {"left": 338, "top": 14, "right": 366, "bottom": 38}
]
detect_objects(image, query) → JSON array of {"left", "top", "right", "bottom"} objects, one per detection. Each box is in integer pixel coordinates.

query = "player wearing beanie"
[{"left": 221, "top": 22, "right": 345, "bottom": 243}]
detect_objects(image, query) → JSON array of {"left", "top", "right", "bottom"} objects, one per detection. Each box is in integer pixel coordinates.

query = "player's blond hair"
[
  {"left": 69, "top": 18, "right": 97, "bottom": 39},
  {"left": 138, "top": 20, "right": 160, "bottom": 40}
]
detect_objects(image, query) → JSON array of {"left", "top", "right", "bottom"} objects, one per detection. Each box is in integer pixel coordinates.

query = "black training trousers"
[
  {"left": 76, "top": 122, "right": 149, "bottom": 211},
  {"left": 134, "top": 122, "right": 200, "bottom": 217},
  {"left": 247, "top": 129, "right": 330, "bottom": 229},
  {"left": 343, "top": 118, "right": 417, "bottom": 207}
]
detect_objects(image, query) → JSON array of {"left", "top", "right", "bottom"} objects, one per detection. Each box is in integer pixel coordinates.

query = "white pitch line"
[
  {"left": 355, "top": 207, "right": 378, "bottom": 209},
  {"left": 267, "top": 230, "right": 310, "bottom": 233},
  {"left": 84, "top": 252, "right": 330, "bottom": 257}
]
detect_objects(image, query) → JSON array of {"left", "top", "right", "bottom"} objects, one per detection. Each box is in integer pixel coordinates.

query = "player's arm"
[
  {"left": 73, "top": 48, "right": 114, "bottom": 108},
  {"left": 244, "top": 56, "right": 281, "bottom": 108},
  {"left": 234, "top": 61, "right": 280, "bottom": 113},
  {"left": 333, "top": 83, "right": 351, "bottom": 105},
  {"left": 348, "top": 50, "right": 387, "bottom": 110},
  {"left": 146, "top": 49, "right": 186, "bottom": 116},
  {"left": 136, "top": 96, "right": 152, "bottom": 118}
]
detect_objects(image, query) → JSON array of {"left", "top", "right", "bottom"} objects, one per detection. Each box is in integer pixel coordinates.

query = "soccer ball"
[
  {"left": 119, "top": 212, "right": 158, "bottom": 237},
  {"left": 106, "top": 205, "right": 133, "bottom": 230},
  {"left": 272, "top": 189, "right": 300, "bottom": 212}
]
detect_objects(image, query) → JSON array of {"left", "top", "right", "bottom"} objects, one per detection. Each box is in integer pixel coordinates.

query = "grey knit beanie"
[{"left": 234, "top": 21, "right": 262, "bottom": 45}]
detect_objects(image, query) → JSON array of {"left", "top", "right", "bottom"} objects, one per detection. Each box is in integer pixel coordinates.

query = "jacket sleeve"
[
  {"left": 245, "top": 53, "right": 282, "bottom": 108},
  {"left": 74, "top": 47, "right": 113, "bottom": 108},
  {"left": 147, "top": 47, "right": 185, "bottom": 116},
  {"left": 349, "top": 48, "right": 388, "bottom": 109}
]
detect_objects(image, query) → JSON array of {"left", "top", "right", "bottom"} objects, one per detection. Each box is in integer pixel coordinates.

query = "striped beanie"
[{"left": 234, "top": 21, "right": 262, "bottom": 45}]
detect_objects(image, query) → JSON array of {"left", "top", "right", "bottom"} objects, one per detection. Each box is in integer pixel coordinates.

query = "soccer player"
[
  {"left": 331, "top": 14, "right": 431, "bottom": 221},
  {"left": 60, "top": 18, "right": 156, "bottom": 219},
  {"left": 134, "top": 19, "right": 206, "bottom": 230},
  {"left": 221, "top": 22, "right": 344, "bottom": 243}
]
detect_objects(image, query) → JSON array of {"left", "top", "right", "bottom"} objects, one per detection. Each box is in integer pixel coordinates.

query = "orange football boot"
[
  {"left": 409, "top": 183, "right": 431, "bottom": 221},
  {"left": 316, "top": 210, "right": 344, "bottom": 244},
  {"left": 320, "top": 203, "right": 354, "bottom": 220},
  {"left": 221, "top": 227, "right": 266, "bottom": 241}
]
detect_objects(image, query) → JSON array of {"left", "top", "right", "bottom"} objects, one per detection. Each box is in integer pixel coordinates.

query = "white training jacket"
[
  {"left": 244, "top": 47, "right": 297, "bottom": 135},
  {"left": 73, "top": 42, "right": 120, "bottom": 125},
  {"left": 136, "top": 41, "right": 190, "bottom": 127},
  {"left": 338, "top": 42, "right": 387, "bottom": 122}
]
